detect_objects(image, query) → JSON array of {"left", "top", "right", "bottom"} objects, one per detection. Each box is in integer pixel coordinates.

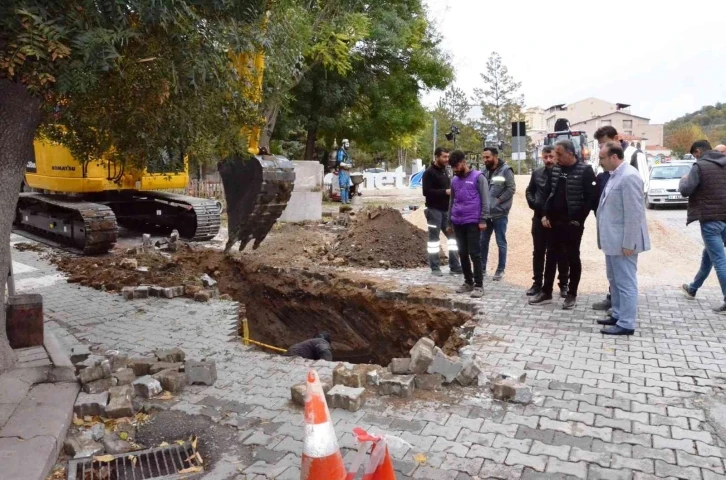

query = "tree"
[
  {"left": 0, "top": 1, "right": 270, "bottom": 372},
  {"left": 473, "top": 52, "right": 525, "bottom": 157},
  {"left": 664, "top": 123, "right": 707, "bottom": 157}
]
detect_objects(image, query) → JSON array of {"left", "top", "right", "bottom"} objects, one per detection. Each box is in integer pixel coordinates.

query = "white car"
[{"left": 646, "top": 162, "right": 694, "bottom": 209}]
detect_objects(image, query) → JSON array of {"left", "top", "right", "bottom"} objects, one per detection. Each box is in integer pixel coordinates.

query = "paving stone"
[
  {"left": 546, "top": 458, "right": 587, "bottom": 479},
  {"left": 456, "top": 358, "right": 482, "bottom": 386},
  {"left": 480, "top": 460, "right": 525, "bottom": 479},
  {"left": 587, "top": 465, "right": 633, "bottom": 480},
  {"left": 652, "top": 435, "right": 696, "bottom": 454},
  {"left": 632, "top": 445, "right": 676, "bottom": 463},
  {"left": 632, "top": 422, "right": 670, "bottom": 437},
  {"left": 552, "top": 432, "right": 594, "bottom": 450},
  {"left": 82, "top": 377, "right": 117, "bottom": 394},
  {"left": 132, "top": 375, "right": 163, "bottom": 399},
  {"left": 654, "top": 459, "right": 702, "bottom": 480},
  {"left": 515, "top": 426, "right": 554, "bottom": 444},
  {"left": 569, "top": 447, "right": 610, "bottom": 467},
  {"left": 505, "top": 450, "right": 547, "bottom": 472},
  {"left": 427, "top": 347, "right": 463, "bottom": 383},
  {"left": 466, "top": 445, "right": 508, "bottom": 463},
  {"left": 440, "top": 454, "right": 482, "bottom": 475},
  {"left": 651, "top": 414, "right": 690, "bottom": 428},
  {"left": 610, "top": 454, "right": 655, "bottom": 473},
  {"left": 591, "top": 439, "right": 632, "bottom": 457},
  {"left": 549, "top": 382, "right": 582, "bottom": 394},
  {"left": 74, "top": 391, "right": 108, "bottom": 417},
  {"left": 595, "top": 415, "right": 631, "bottom": 432},
  {"left": 152, "top": 369, "right": 187, "bottom": 393},
  {"left": 503, "top": 412, "right": 539, "bottom": 429},
  {"left": 530, "top": 440, "right": 570, "bottom": 461},
  {"left": 185, "top": 360, "right": 217, "bottom": 386},
  {"left": 379, "top": 374, "right": 415, "bottom": 397},
  {"left": 106, "top": 385, "right": 134, "bottom": 418},
  {"left": 612, "top": 431, "right": 651, "bottom": 447},
  {"left": 430, "top": 437, "right": 469, "bottom": 458},
  {"left": 333, "top": 364, "right": 366, "bottom": 388},
  {"left": 675, "top": 450, "right": 724, "bottom": 473},
  {"left": 410, "top": 337, "right": 436, "bottom": 374},
  {"left": 149, "top": 362, "right": 182, "bottom": 375},
  {"left": 70, "top": 344, "right": 91, "bottom": 364},
  {"left": 325, "top": 385, "right": 365, "bottom": 412},
  {"left": 128, "top": 357, "right": 156, "bottom": 376},
  {"left": 415, "top": 374, "right": 444, "bottom": 391},
  {"left": 491, "top": 377, "right": 533, "bottom": 404},
  {"left": 105, "top": 351, "right": 129, "bottom": 372},
  {"left": 112, "top": 368, "right": 136, "bottom": 386},
  {"left": 493, "top": 435, "right": 532, "bottom": 453},
  {"left": 64, "top": 430, "right": 105, "bottom": 458},
  {"left": 78, "top": 360, "right": 111, "bottom": 385},
  {"left": 696, "top": 441, "right": 725, "bottom": 458},
  {"left": 421, "top": 422, "right": 462, "bottom": 441},
  {"left": 671, "top": 426, "right": 713, "bottom": 443},
  {"left": 559, "top": 410, "right": 594, "bottom": 425},
  {"left": 390, "top": 358, "right": 412, "bottom": 374},
  {"left": 457, "top": 428, "right": 496, "bottom": 447}
]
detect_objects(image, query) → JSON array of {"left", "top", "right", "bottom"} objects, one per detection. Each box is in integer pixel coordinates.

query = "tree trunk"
[
  {"left": 0, "top": 79, "right": 43, "bottom": 373},
  {"left": 304, "top": 124, "right": 318, "bottom": 161},
  {"left": 259, "top": 103, "right": 280, "bottom": 151}
]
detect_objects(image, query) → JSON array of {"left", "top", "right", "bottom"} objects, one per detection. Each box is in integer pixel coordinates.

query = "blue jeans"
[
  {"left": 688, "top": 248, "right": 712, "bottom": 293},
  {"left": 606, "top": 254, "right": 639, "bottom": 330},
  {"left": 480, "top": 216, "right": 508, "bottom": 274},
  {"left": 340, "top": 187, "right": 349, "bottom": 203},
  {"left": 700, "top": 221, "right": 726, "bottom": 302}
]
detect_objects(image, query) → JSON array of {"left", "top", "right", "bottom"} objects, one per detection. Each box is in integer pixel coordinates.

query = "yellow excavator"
[{"left": 16, "top": 48, "right": 295, "bottom": 254}]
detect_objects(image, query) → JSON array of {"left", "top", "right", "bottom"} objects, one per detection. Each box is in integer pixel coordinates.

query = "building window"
[
  {"left": 624, "top": 130, "right": 632, "bottom": 136},
  {"left": 601, "top": 120, "right": 611, "bottom": 126},
  {"left": 623, "top": 120, "right": 633, "bottom": 129}
]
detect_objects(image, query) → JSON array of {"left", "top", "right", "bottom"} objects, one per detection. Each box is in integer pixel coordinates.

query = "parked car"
[{"left": 646, "top": 161, "right": 694, "bottom": 209}]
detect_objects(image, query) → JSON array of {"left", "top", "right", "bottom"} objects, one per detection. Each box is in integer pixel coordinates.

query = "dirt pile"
[
  {"left": 331, "top": 207, "right": 429, "bottom": 269},
  {"left": 51, "top": 246, "right": 471, "bottom": 365}
]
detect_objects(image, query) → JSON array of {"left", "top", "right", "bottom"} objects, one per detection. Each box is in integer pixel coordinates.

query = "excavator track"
[
  {"left": 218, "top": 154, "right": 296, "bottom": 252},
  {"left": 15, "top": 193, "right": 118, "bottom": 254}
]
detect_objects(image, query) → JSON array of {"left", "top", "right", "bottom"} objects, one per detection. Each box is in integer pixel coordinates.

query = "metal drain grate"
[{"left": 67, "top": 442, "right": 203, "bottom": 480}]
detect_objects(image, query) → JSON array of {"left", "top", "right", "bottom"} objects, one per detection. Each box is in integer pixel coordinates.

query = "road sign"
[{"left": 512, "top": 152, "right": 526, "bottom": 161}]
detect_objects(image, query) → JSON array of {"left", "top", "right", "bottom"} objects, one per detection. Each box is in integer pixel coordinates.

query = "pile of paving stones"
[
  {"left": 71, "top": 345, "right": 217, "bottom": 419},
  {"left": 288, "top": 337, "right": 534, "bottom": 412},
  {"left": 120, "top": 272, "right": 219, "bottom": 302}
]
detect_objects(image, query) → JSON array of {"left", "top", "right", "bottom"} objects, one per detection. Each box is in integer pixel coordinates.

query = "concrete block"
[
  {"left": 185, "top": 360, "right": 217, "bottom": 386},
  {"left": 456, "top": 358, "right": 483, "bottom": 386},
  {"left": 325, "top": 385, "right": 365, "bottom": 412},
  {"left": 70, "top": 345, "right": 91, "bottom": 365},
  {"left": 415, "top": 374, "right": 444, "bottom": 391},
  {"left": 279, "top": 191, "right": 323, "bottom": 223},
  {"left": 409, "top": 338, "right": 435, "bottom": 374},
  {"left": 106, "top": 385, "right": 135, "bottom": 418},
  {"left": 154, "top": 347, "right": 185, "bottom": 363},
  {"left": 389, "top": 358, "right": 411, "bottom": 374},
  {"left": 128, "top": 357, "right": 156, "bottom": 376},
  {"left": 82, "top": 377, "right": 117, "bottom": 394},
  {"left": 160, "top": 287, "right": 175, "bottom": 299},
  {"left": 76, "top": 354, "right": 106, "bottom": 371},
  {"left": 291, "top": 380, "right": 332, "bottom": 406},
  {"left": 112, "top": 368, "right": 136, "bottom": 386},
  {"left": 133, "top": 375, "right": 163, "bottom": 399},
  {"left": 105, "top": 351, "right": 129, "bottom": 372},
  {"left": 64, "top": 431, "right": 104, "bottom": 458},
  {"left": 122, "top": 287, "right": 135, "bottom": 300},
  {"left": 290, "top": 161, "right": 324, "bottom": 190},
  {"left": 200, "top": 273, "right": 217, "bottom": 288},
  {"left": 78, "top": 360, "right": 112, "bottom": 385},
  {"left": 149, "top": 362, "right": 183, "bottom": 375},
  {"left": 333, "top": 363, "right": 365, "bottom": 388},
  {"left": 74, "top": 392, "right": 108, "bottom": 417},
  {"left": 490, "top": 378, "right": 533, "bottom": 404},
  {"left": 152, "top": 370, "right": 187, "bottom": 393},
  {"left": 366, "top": 370, "right": 380, "bottom": 386},
  {"left": 490, "top": 368, "right": 527, "bottom": 383},
  {"left": 149, "top": 286, "right": 164, "bottom": 297},
  {"left": 427, "top": 347, "right": 463, "bottom": 383},
  {"left": 133, "top": 286, "right": 149, "bottom": 299},
  {"left": 171, "top": 286, "right": 185, "bottom": 297},
  {"left": 194, "top": 290, "right": 211, "bottom": 302},
  {"left": 379, "top": 374, "right": 415, "bottom": 398}
]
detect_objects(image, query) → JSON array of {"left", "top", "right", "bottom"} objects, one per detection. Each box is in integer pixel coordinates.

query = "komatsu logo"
[
  {"left": 52, "top": 165, "right": 77, "bottom": 171},
  {"left": 26, "top": 161, "right": 37, "bottom": 173}
]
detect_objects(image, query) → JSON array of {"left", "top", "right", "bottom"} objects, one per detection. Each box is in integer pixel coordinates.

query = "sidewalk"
[{"left": 9, "top": 234, "right": 726, "bottom": 479}]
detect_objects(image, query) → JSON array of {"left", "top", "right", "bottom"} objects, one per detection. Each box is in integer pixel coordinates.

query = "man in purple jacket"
[{"left": 447, "top": 150, "right": 490, "bottom": 298}]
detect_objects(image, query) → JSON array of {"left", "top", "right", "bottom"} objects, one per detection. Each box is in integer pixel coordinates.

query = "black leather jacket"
[{"left": 525, "top": 166, "right": 551, "bottom": 218}]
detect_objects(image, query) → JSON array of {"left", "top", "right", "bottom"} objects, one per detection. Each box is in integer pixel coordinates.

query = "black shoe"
[
  {"left": 431, "top": 270, "right": 443, "bottom": 277},
  {"left": 455, "top": 283, "right": 474, "bottom": 294},
  {"left": 450, "top": 269, "right": 463, "bottom": 276},
  {"left": 597, "top": 316, "right": 618, "bottom": 326},
  {"left": 601, "top": 325, "right": 634, "bottom": 335},
  {"left": 592, "top": 298, "right": 612, "bottom": 311},
  {"left": 714, "top": 303, "right": 726, "bottom": 315},
  {"left": 560, "top": 287, "right": 568, "bottom": 299},
  {"left": 681, "top": 284, "right": 696, "bottom": 299},
  {"left": 563, "top": 294, "right": 577, "bottom": 309},
  {"left": 526, "top": 285, "right": 541, "bottom": 296},
  {"left": 493, "top": 270, "right": 505, "bottom": 281},
  {"left": 529, "top": 292, "right": 553, "bottom": 305}
]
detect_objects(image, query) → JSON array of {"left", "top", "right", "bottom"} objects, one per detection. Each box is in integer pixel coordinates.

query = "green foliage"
[
  {"left": 664, "top": 123, "right": 707, "bottom": 158},
  {"left": 665, "top": 103, "right": 726, "bottom": 149}
]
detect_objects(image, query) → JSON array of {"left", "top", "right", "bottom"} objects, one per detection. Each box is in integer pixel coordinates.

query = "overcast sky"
[{"left": 423, "top": 0, "right": 726, "bottom": 124}]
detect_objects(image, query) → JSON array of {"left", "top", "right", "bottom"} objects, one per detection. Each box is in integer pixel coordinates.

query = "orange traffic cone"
[
  {"left": 347, "top": 428, "right": 397, "bottom": 480},
  {"left": 301, "top": 369, "right": 347, "bottom": 480}
]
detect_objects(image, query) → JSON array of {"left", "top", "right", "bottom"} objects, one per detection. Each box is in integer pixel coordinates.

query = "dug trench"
[{"left": 51, "top": 246, "right": 474, "bottom": 365}]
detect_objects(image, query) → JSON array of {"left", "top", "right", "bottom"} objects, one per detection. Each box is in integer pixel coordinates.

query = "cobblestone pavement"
[{"left": 10, "top": 234, "right": 726, "bottom": 479}]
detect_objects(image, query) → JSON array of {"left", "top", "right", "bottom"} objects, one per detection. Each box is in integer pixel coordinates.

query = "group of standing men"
[{"left": 422, "top": 147, "right": 515, "bottom": 299}]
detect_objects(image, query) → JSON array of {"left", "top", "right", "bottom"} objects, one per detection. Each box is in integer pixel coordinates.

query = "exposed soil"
[
  {"left": 51, "top": 246, "right": 471, "bottom": 365},
  {"left": 331, "top": 207, "right": 429, "bottom": 269}
]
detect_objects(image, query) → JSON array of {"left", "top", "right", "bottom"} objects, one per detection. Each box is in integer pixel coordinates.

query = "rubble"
[
  {"left": 456, "top": 357, "right": 483, "bottom": 387},
  {"left": 154, "top": 348, "right": 185, "bottom": 363},
  {"left": 152, "top": 369, "right": 187, "bottom": 393},
  {"left": 78, "top": 360, "right": 112, "bottom": 385},
  {"left": 83, "top": 378, "right": 117, "bottom": 394},
  {"left": 186, "top": 360, "right": 217, "bottom": 386},
  {"left": 128, "top": 357, "right": 156, "bottom": 376},
  {"left": 149, "top": 362, "right": 183, "bottom": 375},
  {"left": 366, "top": 370, "right": 380, "bottom": 386},
  {"left": 414, "top": 374, "right": 443, "bottom": 391},
  {"left": 112, "top": 368, "right": 136, "bottom": 386},
  {"left": 120, "top": 258, "right": 138, "bottom": 270},
  {"left": 490, "top": 377, "right": 532, "bottom": 404},
  {"left": 64, "top": 431, "right": 105, "bottom": 458},
  {"left": 74, "top": 392, "right": 108, "bottom": 417},
  {"left": 201, "top": 273, "right": 217, "bottom": 288},
  {"left": 70, "top": 345, "right": 91, "bottom": 364},
  {"left": 105, "top": 351, "right": 129, "bottom": 372},
  {"left": 106, "top": 385, "right": 135, "bottom": 418},
  {"left": 291, "top": 380, "right": 333, "bottom": 406},
  {"left": 427, "top": 347, "right": 463, "bottom": 384},
  {"left": 325, "top": 385, "right": 365, "bottom": 412},
  {"left": 194, "top": 290, "right": 211, "bottom": 302},
  {"left": 389, "top": 358, "right": 411, "bottom": 374},
  {"left": 333, "top": 364, "right": 365, "bottom": 388},
  {"left": 379, "top": 374, "right": 415, "bottom": 398},
  {"left": 134, "top": 286, "right": 150, "bottom": 299},
  {"left": 409, "top": 338, "right": 435, "bottom": 374},
  {"left": 133, "top": 375, "right": 163, "bottom": 399},
  {"left": 103, "top": 434, "right": 142, "bottom": 454}
]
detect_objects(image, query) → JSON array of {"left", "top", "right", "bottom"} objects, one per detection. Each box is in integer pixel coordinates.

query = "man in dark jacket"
[
  {"left": 422, "top": 147, "right": 462, "bottom": 276},
  {"left": 480, "top": 147, "right": 516, "bottom": 281},
  {"left": 286, "top": 332, "right": 333, "bottom": 361},
  {"left": 525, "top": 146, "right": 568, "bottom": 297},
  {"left": 529, "top": 139, "right": 596, "bottom": 309},
  {"left": 679, "top": 140, "right": 726, "bottom": 315}
]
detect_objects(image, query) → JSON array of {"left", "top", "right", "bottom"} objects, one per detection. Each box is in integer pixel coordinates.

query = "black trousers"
[
  {"left": 543, "top": 221, "right": 584, "bottom": 296},
  {"left": 532, "top": 216, "right": 569, "bottom": 289},
  {"left": 453, "top": 223, "right": 483, "bottom": 287}
]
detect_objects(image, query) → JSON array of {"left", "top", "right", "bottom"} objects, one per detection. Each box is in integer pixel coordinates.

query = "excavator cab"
[{"left": 544, "top": 118, "right": 591, "bottom": 163}]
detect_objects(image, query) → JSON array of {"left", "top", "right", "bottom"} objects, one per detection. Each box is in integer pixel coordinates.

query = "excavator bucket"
[{"left": 218, "top": 154, "right": 296, "bottom": 252}]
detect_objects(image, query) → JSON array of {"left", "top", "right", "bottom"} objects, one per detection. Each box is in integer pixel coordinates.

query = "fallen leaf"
[
  {"left": 156, "top": 391, "right": 174, "bottom": 400},
  {"left": 127, "top": 455, "right": 137, "bottom": 467},
  {"left": 413, "top": 453, "right": 427, "bottom": 465},
  {"left": 176, "top": 440, "right": 186, "bottom": 446},
  {"left": 93, "top": 454, "right": 116, "bottom": 463},
  {"left": 191, "top": 436, "right": 198, "bottom": 451},
  {"left": 72, "top": 417, "right": 85, "bottom": 426},
  {"left": 83, "top": 416, "right": 93, "bottom": 422},
  {"left": 159, "top": 441, "right": 169, "bottom": 447},
  {"left": 195, "top": 452, "right": 204, "bottom": 465},
  {"left": 118, "top": 431, "right": 129, "bottom": 441},
  {"left": 178, "top": 466, "right": 202, "bottom": 474}
]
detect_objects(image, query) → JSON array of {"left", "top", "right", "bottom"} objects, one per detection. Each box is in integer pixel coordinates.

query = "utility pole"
[{"left": 432, "top": 118, "right": 437, "bottom": 163}]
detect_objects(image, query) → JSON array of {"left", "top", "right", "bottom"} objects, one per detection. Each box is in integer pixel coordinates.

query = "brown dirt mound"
[
  {"left": 50, "top": 246, "right": 471, "bottom": 365},
  {"left": 331, "top": 207, "right": 429, "bottom": 269}
]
